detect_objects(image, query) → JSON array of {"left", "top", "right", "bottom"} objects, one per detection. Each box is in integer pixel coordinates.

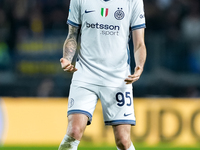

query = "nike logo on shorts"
[
  {"left": 85, "top": 10, "right": 95, "bottom": 13},
  {"left": 124, "top": 113, "right": 132, "bottom": 117}
]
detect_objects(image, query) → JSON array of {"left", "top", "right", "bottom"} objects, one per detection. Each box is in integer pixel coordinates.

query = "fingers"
[
  {"left": 124, "top": 66, "right": 143, "bottom": 84},
  {"left": 63, "top": 64, "right": 72, "bottom": 70},
  {"left": 60, "top": 58, "right": 77, "bottom": 73},
  {"left": 67, "top": 66, "right": 78, "bottom": 72},
  {"left": 63, "top": 64, "right": 77, "bottom": 72},
  {"left": 60, "top": 58, "right": 64, "bottom": 63},
  {"left": 124, "top": 75, "right": 140, "bottom": 84}
]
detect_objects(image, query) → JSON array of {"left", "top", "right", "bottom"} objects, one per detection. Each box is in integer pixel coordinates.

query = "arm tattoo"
[{"left": 63, "top": 25, "right": 79, "bottom": 62}]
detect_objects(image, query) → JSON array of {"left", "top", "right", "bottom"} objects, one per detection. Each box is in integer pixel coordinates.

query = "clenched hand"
[{"left": 60, "top": 58, "right": 78, "bottom": 72}]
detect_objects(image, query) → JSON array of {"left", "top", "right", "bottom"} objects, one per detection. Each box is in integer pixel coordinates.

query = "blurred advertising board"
[
  {"left": 0, "top": 98, "right": 200, "bottom": 146},
  {"left": 16, "top": 38, "right": 64, "bottom": 76}
]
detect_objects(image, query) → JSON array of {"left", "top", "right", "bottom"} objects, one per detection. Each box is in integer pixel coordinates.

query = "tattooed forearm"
[{"left": 63, "top": 25, "right": 79, "bottom": 62}]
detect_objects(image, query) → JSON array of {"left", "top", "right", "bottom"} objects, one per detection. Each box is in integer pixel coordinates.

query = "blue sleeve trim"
[
  {"left": 67, "top": 20, "right": 81, "bottom": 28},
  {"left": 68, "top": 110, "right": 92, "bottom": 125},
  {"left": 131, "top": 23, "right": 146, "bottom": 31},
  {"left": 105, "top": 120, "right": 136, "bottom": 126}
]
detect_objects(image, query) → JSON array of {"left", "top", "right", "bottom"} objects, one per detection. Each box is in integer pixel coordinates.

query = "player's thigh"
[
  {"left": 99, "top": 86, "right": 135, "bottom": 125},
  {"left": 68, "top": 81, "right": 99, "bottom": 125}
]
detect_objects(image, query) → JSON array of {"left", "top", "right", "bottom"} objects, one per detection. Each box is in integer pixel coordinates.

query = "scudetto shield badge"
[{"left": 101, "top": 8, "right": 109, "bottom": 17}]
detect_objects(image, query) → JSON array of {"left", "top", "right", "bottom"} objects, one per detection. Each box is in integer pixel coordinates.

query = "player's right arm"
[{"left": 60, "top": 25, "right": 79, "bottom": 72}]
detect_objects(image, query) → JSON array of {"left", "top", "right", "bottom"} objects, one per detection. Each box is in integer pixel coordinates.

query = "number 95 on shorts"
[{"left": 67, "top": 81, "right": 136, "bottom": 126}]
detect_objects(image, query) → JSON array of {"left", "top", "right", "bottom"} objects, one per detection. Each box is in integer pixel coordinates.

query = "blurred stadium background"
[{"left": 0, "top": 0, "right": 200, "bottom": 149}]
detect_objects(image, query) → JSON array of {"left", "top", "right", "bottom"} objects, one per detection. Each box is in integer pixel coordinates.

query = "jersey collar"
[{"left": 99, "top": 0, "right": 114, "bottom": 4}]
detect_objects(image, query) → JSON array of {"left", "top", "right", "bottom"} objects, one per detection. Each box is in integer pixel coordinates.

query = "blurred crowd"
[
  {"left": 0, "top": 0, "right": 200, "bottom": 97},
  {"left": 0, "top": 0, "right": 69, "bottom": 70},
  {"left": 145, "top": 0, "right": 200, "bottom": 73}
]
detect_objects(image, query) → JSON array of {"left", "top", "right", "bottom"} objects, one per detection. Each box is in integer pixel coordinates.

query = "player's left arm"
[{"left": 125, "top": 28, "right": 146, "bottom": 84}]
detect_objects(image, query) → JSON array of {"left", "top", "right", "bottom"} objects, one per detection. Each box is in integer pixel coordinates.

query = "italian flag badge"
[{"left": 101, "top": 8, "right": 109, "bottom": 17}]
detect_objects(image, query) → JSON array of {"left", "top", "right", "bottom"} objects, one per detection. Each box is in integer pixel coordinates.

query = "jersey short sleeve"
[
  {"left": 67, "top": 0, "right": 81, "bottom": 28},
  {"left": 130, "top": 0, "right": 146, "bottom": 30}
]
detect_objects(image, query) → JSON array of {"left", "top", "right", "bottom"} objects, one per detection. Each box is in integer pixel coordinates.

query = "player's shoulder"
[
  {"left": 70, "top": 0, "right": 82, "bottom": 4},
  {"left": 128, "top": 0, "right": 144, "bottom": 9},
  {"left": 71, "top": 0, "right": 87, "bottom": 3},
  {"left": 71, "top": 0, "right": 88, "bottom": 5},
  {"left": 128, "top": 0, "right": 143, "bottom": 4}
]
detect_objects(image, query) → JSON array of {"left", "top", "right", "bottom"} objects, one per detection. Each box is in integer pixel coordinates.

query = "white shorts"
[{"left": 67, "top": 81, "right": 136, "bottom": 126}]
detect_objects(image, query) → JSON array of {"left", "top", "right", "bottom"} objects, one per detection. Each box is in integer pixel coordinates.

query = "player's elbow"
[{"left": 134, "top": 41, "right": 145, "bottom": 50}]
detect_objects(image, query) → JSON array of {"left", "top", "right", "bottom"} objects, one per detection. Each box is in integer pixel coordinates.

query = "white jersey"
[{"left": 67, "top": 0, "right": 146, "bottom": 87}]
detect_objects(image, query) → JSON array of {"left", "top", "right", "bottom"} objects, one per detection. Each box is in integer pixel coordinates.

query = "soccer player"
[{"left": 59, "top": 0, "right": 146, "bottom": 149}]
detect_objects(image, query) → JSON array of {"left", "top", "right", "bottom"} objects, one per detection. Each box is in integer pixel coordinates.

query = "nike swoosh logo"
[
  {"left": 85, "top": 10, "right": 95, "bottom": 13},
  {"left": 124, "top": 113, "right": 132, "bottom": 117}
]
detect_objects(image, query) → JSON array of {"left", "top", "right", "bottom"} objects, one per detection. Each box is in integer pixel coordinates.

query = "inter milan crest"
[
  {"left": 68, "top": 98, "right": 74, "bottom": 108},
  {"left": 114, "top": 8, "right": 125, "bottom": 20}
]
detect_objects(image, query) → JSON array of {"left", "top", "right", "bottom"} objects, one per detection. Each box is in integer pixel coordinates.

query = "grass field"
[{"left": 1, "top": 147, "right": 200, "bottom": 150}]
